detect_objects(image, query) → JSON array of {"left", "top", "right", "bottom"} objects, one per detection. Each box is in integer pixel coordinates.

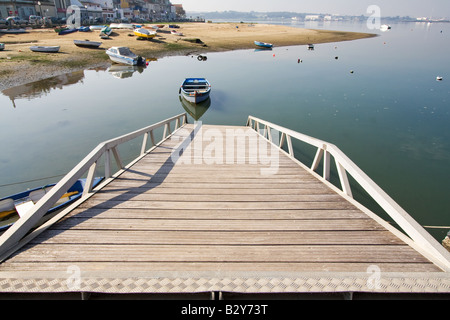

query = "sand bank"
[{"left": 0, "top": 23, "right": 376, "bottom": 90}]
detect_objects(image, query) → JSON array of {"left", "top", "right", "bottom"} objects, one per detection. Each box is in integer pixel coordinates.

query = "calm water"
[{"left": 1, "top": 21, "right": 449, "bottom": 240}]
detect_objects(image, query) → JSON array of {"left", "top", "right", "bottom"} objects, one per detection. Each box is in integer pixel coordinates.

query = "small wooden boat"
[
  {"left": 169, "top": 24, "right": 180, "bottom": 28},
  {"left": 58, "top": 28, "right": 78, "bottom": 35},
  {"left": 0, "top": 177, "right": 103, "bottom": 231},
  {"left": 254, "top": 41, "right": 273, "bottom": 48},
  {"left": 100, "top": 26, "right": 112, "bottom": 36},
  {"left": 30, "top": 46, "right": 60, "bottom": 53},
  {"left": 106, "top": 46, "right": 146, "bottom": 66},
  {"left": 179, "top": 78, "right": 211, "bottom": 104},
  {"left": 74, "top": 39, "right": 102, "bottom": 48},
  {"left": 133, "top": 28, "right": 156, "bottom": 39},
  {"left": 89, "top": 25, "right": 107, "bottom": 31},
  {"left": 0, "top": 29, "right": 27, "bottom": 34},
  {"left": 118, "top": 23, "right": 134, "bottom": 29},
  {"left": 0, "top": 43, "right": 4, "bottom": 51},
  {"left": 171, "top": 29, "right": 183, "bottom": 36},
  {"left": 77, "top": 26, "right": 91, "bottom": 32}
]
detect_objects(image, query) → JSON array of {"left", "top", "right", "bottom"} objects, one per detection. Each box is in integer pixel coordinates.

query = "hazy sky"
[{"left": 176, "top": 0, "right": 450, "bottom": 18}]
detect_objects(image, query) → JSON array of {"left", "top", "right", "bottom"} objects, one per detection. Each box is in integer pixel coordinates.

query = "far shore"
[{"left": 0, "top": 22, "right": 376, "bottom": 90}]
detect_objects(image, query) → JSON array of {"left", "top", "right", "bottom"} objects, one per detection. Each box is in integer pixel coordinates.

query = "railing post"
[
  {"left": 105, "top": 149, "right": 111, "bottom": 178},
  {"left": 141, "top": 132, "right": 149, "bottom": 155},
  {"left": 83, "top": 161, "right": 98, "bottom": 197},
  {"left": 323, "top": 149, "right": 330, "bottom": 181},
  {"left": 336, "top": 160, "right": 352, "bottom": 197},
  {"left": 311, "top": 147, "right": 324, "bottom": 171}
]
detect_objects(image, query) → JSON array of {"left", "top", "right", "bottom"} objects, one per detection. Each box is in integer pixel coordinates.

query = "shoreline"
[{"left": 0, "top": 23, "right": 376, "bottom": 91}]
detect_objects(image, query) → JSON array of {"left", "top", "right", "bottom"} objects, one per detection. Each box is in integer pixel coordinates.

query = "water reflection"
[
  {"left": 108, "top": 65, "right": 147, "bottom": 79},
  {"left": 1, "top": 66, "right": 108, "bottom": 108},
  {"left": 179, "top": 96, "right": 211, "bottom": 121}
]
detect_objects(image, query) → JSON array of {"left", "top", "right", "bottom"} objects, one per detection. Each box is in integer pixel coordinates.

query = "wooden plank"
[
  {"left": 88, "top": 193, "right": 345, "bottom": 203},
  {"left": 11, "top": 244, "right": 432, "bottom": 263},
  {"left": 77, "top": 200, "right": 357, "bottom": 210},
  {"left": 33, "top": 230, "right": 405, "bottom": 246},
  {"left": 65, "top": 208, "right": 369, "bottom": 220},
  {"left": 50, "top": 218, "right": 385, "bottom": 231}
]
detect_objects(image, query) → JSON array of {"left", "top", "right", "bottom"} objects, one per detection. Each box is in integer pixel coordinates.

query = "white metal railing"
[
  {"left": 246, "top": 115, "right": 450, "bottom": 271},
  {"left": 0, "top": 113, "right": 188, "bottom": 259}
]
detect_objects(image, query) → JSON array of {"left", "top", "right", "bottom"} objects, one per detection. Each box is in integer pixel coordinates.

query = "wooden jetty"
[{"left": 0, "top": 113, "right": 449, "bottom": 299}]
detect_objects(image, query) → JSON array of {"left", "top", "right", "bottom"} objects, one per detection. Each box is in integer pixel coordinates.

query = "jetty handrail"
[
  {"left": 0, "top": 113, "right": 188, "bottom": 259},
  {"left": 246, "top": 115, "right": 450, "bottom": 271}
]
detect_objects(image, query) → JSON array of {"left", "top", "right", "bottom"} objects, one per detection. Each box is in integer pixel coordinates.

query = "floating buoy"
[
  {"left": 335, "top": 56, "right": 338, "bottom": 60},
  {"left": 350, "top": 70, "right": 354, "bottom": 74}
]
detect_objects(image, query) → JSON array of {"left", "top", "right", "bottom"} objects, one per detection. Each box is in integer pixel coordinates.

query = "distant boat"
[
  {"left": 30, "top": 46, "right": 60, "bottom": 53},
  {"left": 170, "top": 29, "right": 183, "bottom": 36},
  {"left": 58, "top": 28, "right": 78, "bottom": 35},
  {"left": 254, "top": 41, "right": 273, "bottom": 48},
  {"left": 74, "top": 39, "right": 102, "bottom": 48},
  {"left": 380, "top": 24, "right": 391, "bottom": 31},
  {"left": 106, "top": 46, "right": 146, "bottom": 66},
  {"left": 133, "top": 28, "right": 156, "bottom": 39},
  {"left": 77, "top": 26, "right": 91, "bottom": 32},
  {"left": 179, "top": 78, "right": 211, "bottom": 104},
  {"left": 169, "top": 24, "right": 180, "bottom": 28},
  {"left": 100, "top": 26, "right": 112, "bottom": 36},
  {"left": 89, "top": 25, "right": 106, "bottom": 31},
  {"left": 0, "top": 43, "right": 4, "bottom": 51},
  {"left": 0, "top": 29, "right": 27, "bottom": 34},
  {"left": 118, "top": 23, "right": 134, "bottom": 29},
  {"left": 0, "top": 177, "right": 103, "bottom": 231},
  {"left": 308, "top": 44, "right": 315, "bottom": 50}
]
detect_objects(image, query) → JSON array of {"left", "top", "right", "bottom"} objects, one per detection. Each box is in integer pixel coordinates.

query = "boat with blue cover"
[
  {"left": 179, "top": 78, "right": 211, "bottom": 104},
  {"left": 254, "top": 41, "right": 273, "bottom": 48}
]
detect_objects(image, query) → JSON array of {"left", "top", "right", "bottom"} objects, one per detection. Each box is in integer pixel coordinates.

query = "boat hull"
[
  {"left": 133, "top": 28, "right": 156, "bottom": 39},
  {"left": 254, "top": 41, "right": 273, "bottom": 48},
  {"left": 30, "top": 46, "right": 60, "bottom": 53},
  {"left": 74, "top": 40, "right": 102, "bottom": 48},
  {"left": 106, "top": 47, "right": 145, "bottom": 66},
  {"left": 180, "top": 78, "right": 211, "bottom": 104},
  {"left": 0, "top": 177, "right": 103, "bottom": 231},
  {"left": 58, "top": 28, "right": 78, "bottom": 35}
]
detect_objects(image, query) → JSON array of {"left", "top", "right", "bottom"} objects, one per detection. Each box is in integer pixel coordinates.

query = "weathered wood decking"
[{"left": 0, "top": 122, "right": 449, "bottom": 298}]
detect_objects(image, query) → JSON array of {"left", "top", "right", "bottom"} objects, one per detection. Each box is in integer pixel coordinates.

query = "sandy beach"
[{"left": 0, "top": 22, "right": 376, "bottom": 90}]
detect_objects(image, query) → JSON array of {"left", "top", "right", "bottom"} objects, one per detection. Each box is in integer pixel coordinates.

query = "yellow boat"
[{"left": 133, "top": 28, "right": 156, "bottom": 39}]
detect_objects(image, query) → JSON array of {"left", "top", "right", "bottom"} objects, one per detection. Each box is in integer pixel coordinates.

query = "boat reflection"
[
  {"left": 1, "top": 70, "right": 87, "bottom": 108},
  {"left": 108, "top": 65, "right": 147, "bottom": 79},
  {"left": 179, "top": 96, "right": 211, "bottom": 121}
]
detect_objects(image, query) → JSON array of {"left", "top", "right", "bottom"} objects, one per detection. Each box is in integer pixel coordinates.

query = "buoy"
[
  {"left": 350, "top": 70, "right": 354, "bottom": 74},
  {"left": 335, "top": 56, "right": 338, "bottom": 60}
]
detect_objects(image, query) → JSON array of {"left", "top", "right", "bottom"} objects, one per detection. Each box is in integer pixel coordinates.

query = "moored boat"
[
  {"left": 106, "top": 46, "right": 146, "bottom": 66},
  {"left": 0, "top": 177, "right": 103, "bottom": 231},
  {"left": 74, "top": 39, "right": 102, "bottom": 48},
  {"left": 171, "top": 29, "right": 183, "bottom": 36},
  {"left": 0, "top": 43, "right": 4, "bottom": 51},
  {"left": 133, "top": 28, "right": 156, "bottom": 39},
  {"left": 29, "top": 46, "right": 60, "bottom": 53},
  {"left": 58, "top": 28, "right": 78, "bottom": 35},
  {"left": 179, "top": 78, "right": 211, "bottom": 104},
  {"left": 254, "top": 40, "right": 273, "bottom": 48},
  {"left": 89, "top": 25, "right": 107, "bottom": 31},
  {"left": 100, "top": 26, "right": 112, "bottom": 36},
  {"left": 77, "top": 26, "right": 91, "bottom": 32}
]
